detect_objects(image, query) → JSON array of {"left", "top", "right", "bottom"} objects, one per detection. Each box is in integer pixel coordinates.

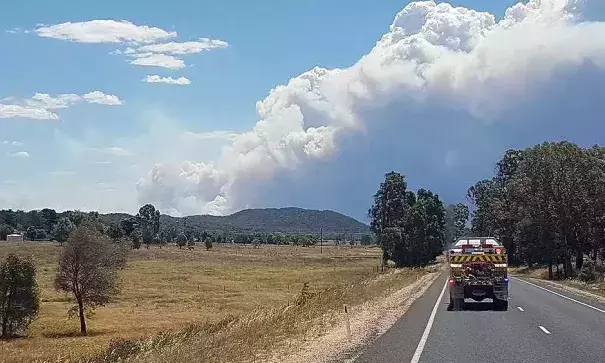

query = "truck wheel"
[
  {"left": 493, "top": 298, "right": 508, "bottom": 311},
  {"left": 452, "top": 298, "right": 465, "bottom": 311}
]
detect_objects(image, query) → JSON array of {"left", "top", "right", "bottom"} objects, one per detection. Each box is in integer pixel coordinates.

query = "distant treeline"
[{"left": 0, "top": 206, "right": 375, "bottom": 247}]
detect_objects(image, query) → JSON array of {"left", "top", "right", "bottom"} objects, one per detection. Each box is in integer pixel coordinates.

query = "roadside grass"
[
  {"left": 509, "top": 266, "right": 605, "bottom": 299},
  {"left": 91, "top": 262, "right": 434, "bottom": 363},
  {"left": 0, "top": 242, "right": 404, "bottom": 363}
]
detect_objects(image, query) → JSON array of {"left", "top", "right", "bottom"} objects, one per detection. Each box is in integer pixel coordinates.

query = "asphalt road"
[{"left": 353, "top": 274, "right": 605, "bottom": 363}]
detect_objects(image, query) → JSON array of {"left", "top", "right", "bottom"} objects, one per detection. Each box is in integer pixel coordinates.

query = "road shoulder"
[{"left": 352, "top": 272, "right": 447, "bottom": 363}]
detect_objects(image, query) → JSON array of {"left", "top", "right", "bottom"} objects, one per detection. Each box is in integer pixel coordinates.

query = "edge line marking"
[
  {"left": 410, "top": 279, "right": 448, "bottom": 363},
  {"left": 511, "top": 277, "right": 605, "bottom": 314}
]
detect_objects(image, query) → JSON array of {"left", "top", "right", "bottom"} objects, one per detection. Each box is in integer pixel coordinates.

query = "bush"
[
  {"left": 578, "top": 259, "right": 605, "bottom": 283},
  {"left": 0, "top": 254, "right": 40, "bottom": 338}
]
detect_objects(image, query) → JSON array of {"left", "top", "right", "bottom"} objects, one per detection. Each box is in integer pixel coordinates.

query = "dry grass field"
[{"left": 0, "top": 242, "right": 429, "bottom": 363}]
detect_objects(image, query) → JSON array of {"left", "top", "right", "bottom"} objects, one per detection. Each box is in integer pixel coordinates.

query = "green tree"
[
  {"left": 55, "top": 225, "right": 126, "bottom": 335},
  {"left": 52, "top": 217, "right": 76, "bottom": 245},
  {"left": 360, "top": 234, "right": 373, "bottom": 246},
  {"left": 368, "top": 172, "right": 412, "bottom": 265},
  {"left": 0, "top": 255, "right": 39, "bottom": 338},
  {"left": 176, "top": 233, "right": 187, "bottom": 249},
  {"left": 0, "top": 224, "right": 14, "bottom": 241},
  {"left": 136, "top": 204, "right": 161, "bottom": 248},
  {"left": 452, "top": 203, "right": 469, "bottom": 240}
]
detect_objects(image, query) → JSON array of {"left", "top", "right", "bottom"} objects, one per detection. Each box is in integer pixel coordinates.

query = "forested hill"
[{"left": 99, "top": 207, "right": 370, "bottom": 235}]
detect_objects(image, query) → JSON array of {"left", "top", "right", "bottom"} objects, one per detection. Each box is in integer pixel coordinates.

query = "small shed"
[{"left": 6, "top": 233, "right": 24, "bottom": 242}]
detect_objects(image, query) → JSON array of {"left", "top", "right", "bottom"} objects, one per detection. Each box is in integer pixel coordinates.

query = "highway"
[{"left": 353, "top": 274, "right": 605, "bottom": 363}]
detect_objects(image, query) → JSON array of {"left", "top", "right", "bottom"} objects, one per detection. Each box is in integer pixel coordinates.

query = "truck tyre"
[
  {"left": 493, "top": 298, "right": 508, "bottom": 311},
  {"left": 452, "top": 298, "right": 465, "bottom": 311}
]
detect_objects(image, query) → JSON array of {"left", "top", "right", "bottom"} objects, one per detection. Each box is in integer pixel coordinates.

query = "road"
[{"left": 353, "top": 274, "right": 605, "bottom": 363}]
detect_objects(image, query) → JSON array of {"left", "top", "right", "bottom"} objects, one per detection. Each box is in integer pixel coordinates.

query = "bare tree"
[{"left": 55, "top": 225, "right": 126, "bottom": 335}]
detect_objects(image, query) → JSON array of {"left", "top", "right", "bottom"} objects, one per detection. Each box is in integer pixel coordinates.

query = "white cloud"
[
  {"left": 2, "top": 141, "right": 24, "bottom": 146},
  {"left": 1, "top": 91, "right": 122, "bottom": 120},
  {"left": 7, "top": 151, "right": 30, "bottom": 158},
  {"left": 136, "top": 38, "right": 229, "bottom": 55},
  {"left": 181, "top": 130, "right": 239, "bottom": 141},
  {"left": 94, "top": 161, "right": 112, "bottom": 165},
  {"left": 0, "top": 104, "right": 59, "bottom": 120},
  {"left": 143, "top": 75, "right": 191, "bottom": 85},
  {"left": 136, "top": 0, "right": 605, "bottom": 216},
  {"left": 89, "top": 146, "right": 134, "bottom": 157},
  {"left": 82, "top": 91, "right": 123, "bottom": 105},
  {"left": 130, "top": 53, "right": 185, "bottom": 69},
  {"left": 35, "top": 20, "right": 176, "bottom": 44}
]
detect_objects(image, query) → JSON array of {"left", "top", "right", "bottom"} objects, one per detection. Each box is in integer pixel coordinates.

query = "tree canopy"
[
  {"left": 467, "top": 141, "right": 605, "bottom": 279},
  {"left": 369, "top": 171, "right": 446, "bottom": 267}
]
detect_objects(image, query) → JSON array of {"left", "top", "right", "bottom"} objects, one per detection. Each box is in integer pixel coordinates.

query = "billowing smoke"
[{"left": 136, "top": 0, "right": 605, "bottom": 217}]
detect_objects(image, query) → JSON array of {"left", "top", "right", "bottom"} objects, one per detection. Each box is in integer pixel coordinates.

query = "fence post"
[{"left": 344, "top": 304, "right": 352, "bottom": 341}]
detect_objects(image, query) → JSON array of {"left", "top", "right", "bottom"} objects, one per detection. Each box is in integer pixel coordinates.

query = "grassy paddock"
[{"left": 0, "top": 241, "right": 411, "bottom": 363}]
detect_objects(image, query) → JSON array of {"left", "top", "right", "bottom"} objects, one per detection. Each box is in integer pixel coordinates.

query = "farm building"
[{"left": 6, "top": 233, "right": 24, "bottom": 242}]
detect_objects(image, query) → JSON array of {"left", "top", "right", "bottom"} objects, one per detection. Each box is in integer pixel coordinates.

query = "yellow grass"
[{"left": 0, "top": 242, "right": 410, "bottom": 363}]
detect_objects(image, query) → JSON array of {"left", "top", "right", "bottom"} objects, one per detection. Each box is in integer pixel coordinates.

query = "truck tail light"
[
  {"left": 495, "top": 248, "right": 502, "bottom": 254},
  {"left": 449, "top": 278, "right": 456, "bottom": 286}
]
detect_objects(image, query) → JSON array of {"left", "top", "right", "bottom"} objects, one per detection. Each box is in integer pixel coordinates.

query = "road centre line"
[
  {"left": 511, "top": 277, "right": 605, "bottom": 314},
  {"left": 517, "top": 307, "right": 524, "bottom": 312},
  {"left": 410, "top": 279, "right": 448, "bottom": 363},
  {"left": 539, "top": 325, "right": 551, "bottom": 334}
]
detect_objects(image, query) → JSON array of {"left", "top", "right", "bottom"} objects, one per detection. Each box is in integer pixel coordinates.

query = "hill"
[{"left": 100, "top": 207, "right": 370, "bottom": 235}]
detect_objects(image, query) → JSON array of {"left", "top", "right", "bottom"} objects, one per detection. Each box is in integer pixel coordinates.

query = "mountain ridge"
[{"left": 100, "top": 207, "right": 370, "bottom": 235}]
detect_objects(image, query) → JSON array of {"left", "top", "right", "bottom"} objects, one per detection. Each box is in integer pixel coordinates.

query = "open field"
[{"left": 0, "top": 242, "right": 429, "bottom": 363}]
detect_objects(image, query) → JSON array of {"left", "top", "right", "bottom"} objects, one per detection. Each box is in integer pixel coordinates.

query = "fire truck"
[{"left": 447, "top": 236, "right": 509, "bottom": 311}]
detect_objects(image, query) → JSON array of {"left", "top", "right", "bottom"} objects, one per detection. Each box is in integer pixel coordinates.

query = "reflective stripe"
[{"left": 450, "top": 264, "right": 462, "bottom": 268}]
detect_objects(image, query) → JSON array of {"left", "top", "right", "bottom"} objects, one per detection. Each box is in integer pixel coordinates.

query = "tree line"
[
  {"left": 0, "top": 206, "right": 375, "bottom": 249},
  {"left": 467, "top": 141, "right": 605, "bottom": 280}
]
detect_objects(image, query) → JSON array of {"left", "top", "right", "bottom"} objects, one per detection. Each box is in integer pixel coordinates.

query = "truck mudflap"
[{"left": 493, "top": 283, "right": 508, "bottom": 301}]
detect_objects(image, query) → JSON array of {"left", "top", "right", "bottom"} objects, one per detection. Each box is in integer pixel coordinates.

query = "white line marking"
[
  {"left": 511, "top": 277, "right": 605, "bottom": 314},
  {"left": 517, "top": 307, "right": 524, "bottom": 312},
  {"left": 410, "top": 279, "right": 448, "bottom": 363},
  {"left": 539, "top": 325, "right": 551, "bottom": 334}
]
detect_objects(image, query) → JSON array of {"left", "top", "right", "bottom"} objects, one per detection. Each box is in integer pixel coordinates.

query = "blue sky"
[{"left": 1, "top": 0, "right": 605, "bottom": 221}]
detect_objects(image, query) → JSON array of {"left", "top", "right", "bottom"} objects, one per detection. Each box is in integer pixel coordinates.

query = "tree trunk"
[
  {"left": 548, "top": 260, "right": 553, "bottom": 280},
  {"left": 563, "top": 254, "right": 573, "bottom": 279},
  {"left": 77, "top": 298, "right": 87, "bottom": 335},
  {"left": 575, "top": 250, "right": 584, "bottom": 270},
  {"left": 1, "top": 313, "right": 7, "bottom": 337}
]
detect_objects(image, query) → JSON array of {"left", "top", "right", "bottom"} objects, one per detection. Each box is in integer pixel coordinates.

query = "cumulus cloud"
[
  {"left": 130, "top": 53, "right": 185, "bottom": 69},
  {"left": 143, "top": 75, "right": 191, "bottom": 85},
  {"left": 136, "top": 0, "right": 605, "bottom": 217},
  {"left": 1, "top": 91, "right": 122, "bottom": 120},
  {"left": 136, "top": 38, "right": 229, "bottom": 55},
  {"left": 8, "top": 151, "right": 30, "bottom": 158},
  {"left": 35, "top": 20, "right": 176, "bottom": 44}
]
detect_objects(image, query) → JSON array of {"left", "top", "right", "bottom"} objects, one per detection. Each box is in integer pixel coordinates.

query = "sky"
[{"left": 1, "top": 0, "right": 605, "bottom": 221}]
